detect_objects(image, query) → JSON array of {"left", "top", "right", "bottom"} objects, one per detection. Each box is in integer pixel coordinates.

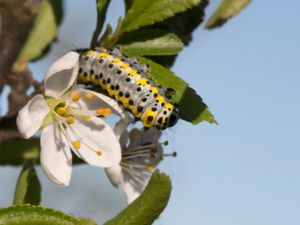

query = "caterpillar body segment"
[{"left": 77, "top": 48, "right": 179, "bottom": 129}]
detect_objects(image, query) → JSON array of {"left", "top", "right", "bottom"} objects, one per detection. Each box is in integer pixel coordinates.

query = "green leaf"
[
  {"left": 91, "top": 0, "right": 111, "bottom": 48},
  {"left": 104, "top": 170, "right": 171, "bottom": 225},
  {"left": 49, "top": 0, "right": 64, "bottom": 25},
  {"left": 78, "top": 218, "right": 98, "bottom": 225},
  {"left": 0, "top": 205, "right": 97, "bottom": 225},
  {"left": 139, "top": 57, "right": 217, "bottom": 124},
  {"left": 13, "top": 162, "right": 41, "bottom": 205},
  {"left": 118, "top": 30, "right": 183, "bottom": 56},
  {"left": 139, "top": 0, "right": 208, "bottom": 68},
  {"left": 0, "top": 138, "right": 40, "bottom": 165},
  {"left": 150, "top": 0, "right": 208, "bottom": 46},
  {"left": 124, "top": 0, "right": 135, "bottom": 12},
  {"left": 122, "top": 0, "right": 202, "bottom": 32},
  {"left": 205, "top": 0, "right": 252, "bottom": 29},
  {"left": 99, "top": 24, "right": 113, "bottom": 48},
  {"left": 17, "top": 0, "right": 63, "bottom": 62}
]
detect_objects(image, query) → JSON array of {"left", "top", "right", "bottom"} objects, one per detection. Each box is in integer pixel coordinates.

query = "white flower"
[
  {"left": 105, "top": 128, "right": 176, "bottom": 204},
  {"left": 17, "top": 51, "right": 128, "bottom": 186}
]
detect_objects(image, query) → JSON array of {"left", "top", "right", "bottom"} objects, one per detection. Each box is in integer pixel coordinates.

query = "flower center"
[
  {"left": 120, "top": 140, "right": 176, "bottom": 172},
  {"left": 41, "top": 90, "right": 116, "bottom": 159},
  {"left": 51, "top": 99, "right": 89, "bottom": 124},
  {"left": 54, "top": 102, "right": 67, "bottom": 116}
]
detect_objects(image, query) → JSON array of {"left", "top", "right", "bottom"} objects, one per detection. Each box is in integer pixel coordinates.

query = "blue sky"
[{"left": 1, "top": 0, "right": 300, "bottom": 224}]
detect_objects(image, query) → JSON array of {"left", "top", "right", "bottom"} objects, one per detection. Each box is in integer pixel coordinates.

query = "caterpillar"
[{"left": 76, "top": 48, "right": 179, "bottom": 130}]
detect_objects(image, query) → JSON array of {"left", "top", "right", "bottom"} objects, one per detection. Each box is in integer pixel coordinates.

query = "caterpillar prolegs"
[{"left": 77, "top": 48, "right": 179, "bottom": 130}]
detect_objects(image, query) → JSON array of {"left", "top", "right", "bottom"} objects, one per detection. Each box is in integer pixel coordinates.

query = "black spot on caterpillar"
[{"left": 76, "top": 48, "right": 179, "bottom": 129}]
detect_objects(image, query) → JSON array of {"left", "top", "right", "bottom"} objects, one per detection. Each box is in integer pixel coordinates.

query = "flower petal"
[
  {"left": 74, "top": 88, "right": 127, "bottom": 118},
  {"left": 44, "top": 51, "right": 79, "bottom": 98},
  {"left": 40, "top": 123, "right": 72, "bottom": 186},
  {"left": 16, "top": 94, "right": 50, "bottom": 139},
  {"left": 119, "top": 128, "right": 129, "bottom": 147},
  {"left": 114, "top": 115, "right": 131, "bottom": 141},
  {"left": 121, "top": 170, "right": 147, "bottom": 204},
  {"left": 67, "top": 117, "right": 121, "bottom": 167},
  {"left": 105, "top": 165, "right": 122, "bottom": 187},
  {"left": 128, "top": 128, "right": 161, "bottom": 149}
]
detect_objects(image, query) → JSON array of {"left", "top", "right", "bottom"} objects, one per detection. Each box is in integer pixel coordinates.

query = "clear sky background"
[{"left": 1, "top": 0, "right": 300, "bottom": 225}]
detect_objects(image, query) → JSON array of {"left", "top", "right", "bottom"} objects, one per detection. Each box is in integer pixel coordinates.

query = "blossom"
[
  {"left": 105, "top": 128, "right": 176, "bottom": 204},
  {"left": 17, "top": 51, "right": 128, "bottom": 186}
]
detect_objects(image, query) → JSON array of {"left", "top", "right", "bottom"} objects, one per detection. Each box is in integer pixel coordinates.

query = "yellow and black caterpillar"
[{"left": 77, "top": 48, "right": 179, "bottom": 130}]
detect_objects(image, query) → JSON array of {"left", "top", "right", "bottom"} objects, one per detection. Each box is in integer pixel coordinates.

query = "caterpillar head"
[
  {"left": 167, "top": 108, "right": 179, "bottom": 128},
  {"left": 153, "top": 103, "right": 179, "bottom": 130}
]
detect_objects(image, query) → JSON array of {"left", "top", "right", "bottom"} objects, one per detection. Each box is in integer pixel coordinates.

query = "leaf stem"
[{"left": 90, "top": 0, "right": 111, "bottom": 48}]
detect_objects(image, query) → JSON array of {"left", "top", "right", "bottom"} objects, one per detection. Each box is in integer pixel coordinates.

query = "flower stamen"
[
  {"left": 71, "top": 92, "right": 81, "bottom": 101},
  {"left": 165, "top": 151, "right": 177, "bottom": 157},
  {"left": 86, "top": 92, "right": 95, "bottom": 100},
  {"left": 72, "top": 140, "right": 81, "bottom": 150},
  {"left": 121, "top": 162, "right": 150, "bottom": 169},
  {"left": 162, "top": 140, "right": 168, "bottom": 146},
  {"left": 56, "top": 107, "right": 66, "bottom": 116},
  {"left": 66, "top": 116, "right": 75, "bottom": 124},
  {"left": 96, "top": 108, "right": 112, "bottom": 117},
  {"left": 85, "top": 115, "right": 91, "bottom": 121},
  {"left": 96, "top": 150, "right": 102, "bottom": 156},
  {"left": 147, "top": 164, "right": 153, "bottom": 172}
]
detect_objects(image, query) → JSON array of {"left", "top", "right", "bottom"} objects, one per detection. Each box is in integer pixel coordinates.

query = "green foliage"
[
  {"left": 13, "top": 162, "right": 41, "bottom": 205},
  {"left": 104, "top": 170, "right": 171, "bottom": 225},
  {"left": 139, "top": 57, "right": 217, "bottom": 124},
  {"left": 122, "top": 0, "right": 202, "bottom": 32},
  {"left": 119, "top": 30, "right": 183, "bottom": 56},
  {"left": 17, "top": 0, "right": 63, "bottom": 62},
  {"left": 91, "top": 0, "right": 111, "bottom": 48},
  {"left": 49, "top": 0, "right": 64, "bottom": 25},
  {"left": 124, "top": 0, "right": 135, "bottom": 12},
  {"left": 98, "top": 24, "right": 114, "bottom": 48},
  {"left": 205, "top": 0, "right": 252, "bottom": 29},
  {"left": 0, "top": 138, "right": 40, "bottom": 165},
  {"left": 143, "top": 0, "right": 208, "bottom": 68},
  {"left": 77, "top": 218, "right": 98, "bottom": 225},
  {"left": 0, "top": 205, "right": 96, "bottom": 225},
  {"left": 149, "top": 0, "right": 208, "bottom": 45}
]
